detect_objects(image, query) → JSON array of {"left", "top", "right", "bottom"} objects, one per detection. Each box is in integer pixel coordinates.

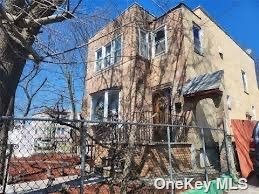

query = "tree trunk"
[
  {"left": 0, "top": 26, "right": 28, "bottom": 183},
  {"left": 0, "top": 0, "right": 71, "bottom": 183}
]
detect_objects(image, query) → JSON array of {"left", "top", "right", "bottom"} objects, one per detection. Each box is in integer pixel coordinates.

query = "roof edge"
[
  {"left": 154, "top": 2, "right": 201, "bottom": 21},
  {"left": 193, "top": 7, "right": 255, "bottom": 62}
]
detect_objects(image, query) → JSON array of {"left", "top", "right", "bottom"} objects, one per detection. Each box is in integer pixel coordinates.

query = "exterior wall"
[
  {"left": 193, "top": 9, "right": 259, "bottom": 124},
  {"left": 181, "top": 6, "right": 259, "bottom": 132},
  {"left": 85, "top": 4, "right": 155, "bottom": 120},
  {"left": 85, "top": 3, "right": 259, "bottom": 129}
]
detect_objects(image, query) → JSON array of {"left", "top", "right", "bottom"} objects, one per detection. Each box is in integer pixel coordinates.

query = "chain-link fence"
[{"left": 0, "top": 117, "right": 231, "bottom": 193}]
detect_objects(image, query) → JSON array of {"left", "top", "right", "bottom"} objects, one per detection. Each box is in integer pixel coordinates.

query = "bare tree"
[
  {"left": 0, "top": 0, "right": 84, "bottom": 183},
  {"left": 17, "top": 64, "right": 47, "bottom": 117}
]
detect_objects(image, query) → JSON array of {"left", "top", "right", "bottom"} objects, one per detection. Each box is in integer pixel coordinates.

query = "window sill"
[
  {"left": 153, "top": 51, "right": 166, "bottom": 59},
  {"left": 194, "top": 49, "right": 204, "bottom": 56},
  {"left": 94, "top": 61, "right": 122, "bottom": 76}
]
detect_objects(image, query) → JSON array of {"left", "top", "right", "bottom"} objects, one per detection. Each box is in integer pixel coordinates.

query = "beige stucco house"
[{"left": 84, "top": 2, "right": 259, "bottom": 133}]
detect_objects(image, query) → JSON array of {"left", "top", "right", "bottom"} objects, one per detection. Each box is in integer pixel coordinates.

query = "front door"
[{"left": 152, "top": 88, "right": 171, "bottom": 141}]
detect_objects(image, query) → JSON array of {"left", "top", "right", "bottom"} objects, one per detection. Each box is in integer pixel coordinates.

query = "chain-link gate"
[{"left": 0, "top": 117, "right": 231, "bottom": 193}]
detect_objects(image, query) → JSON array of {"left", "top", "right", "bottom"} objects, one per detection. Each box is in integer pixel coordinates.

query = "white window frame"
[
  {"left": 152, "top": 25, "right": 167, "bottom": 57},
  {"left": 95, "top": 35, "right": 122, "bottom": 72},
  {"left": 138, "top": 28, "right": 149, "bottom": 59},
  {"left": 113, "top": 35, "right": 122, "bottom": 64},
  {"left": 193, "top": 23, "right": 203, "bottom": 54},
  {"left": 91, "top": 90, "right": 120, "bottom": 121},
  {"left": 95, "top": 48, "right": 103, "bottom": 72},
  {"left": 104, "top": 42, "right": 112, "bottom": 67},
  {"left": 252, "top": 106, "right": 256, "bottom": 119},
  {"left": 241, "top": 70, "right": 248, "bottom": 93}
]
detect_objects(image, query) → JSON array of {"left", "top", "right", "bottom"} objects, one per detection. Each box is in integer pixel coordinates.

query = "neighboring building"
[
  {"left": 84, "top": 2, "right": 259, "bottom": 132},
  {"left": 8, "top": 109, "right": 80, "bottom": 157},
  {"left": 83, "top": 3, "right": 259, "bottom": 177}
]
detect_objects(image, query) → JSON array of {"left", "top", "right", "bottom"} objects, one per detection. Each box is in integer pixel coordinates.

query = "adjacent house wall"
[{"left": 181, "top": 6, "right": 259, "bottom": 132}]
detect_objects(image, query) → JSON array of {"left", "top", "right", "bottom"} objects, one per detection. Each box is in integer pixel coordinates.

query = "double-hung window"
[
  {"left": 95, "top": 36, "right": 122, "bottom": 72},
  {"left": 96, "top": 49, "right": 103, "bottom": 71},
  {"left": 241, "top": 70, "right": 248, "bottom": 93},
  {"left": 154, "top": 27, "right": 166, "bottom": 55},
  {"left": 104, "top": 43, "right": 112, "bottom": 67},
  {"left": 91, "top": 90, "right": 119, "bottom": 121},
  {"left": 114, "top": 36, "right": 122, "bottom": 63},
  {"left": 139, "top": 30, "right": 149, "bottom": 58},
  {"left": 193, "top": 24, "right": 202, "bottom": 54}
]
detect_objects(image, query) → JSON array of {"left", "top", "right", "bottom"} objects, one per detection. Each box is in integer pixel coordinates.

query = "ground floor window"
[{"left": 91, "top": 90, "right": 119, "bottom": 121}]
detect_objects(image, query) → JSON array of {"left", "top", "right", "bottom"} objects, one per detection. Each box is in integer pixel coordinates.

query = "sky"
[{"left": 15, "top": 0, "right": 259, "bottom": 116}]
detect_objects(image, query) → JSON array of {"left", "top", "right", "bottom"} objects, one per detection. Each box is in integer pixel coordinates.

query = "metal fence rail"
[{"left": 0, "top": 117, "right": 231, "bottom": 193}]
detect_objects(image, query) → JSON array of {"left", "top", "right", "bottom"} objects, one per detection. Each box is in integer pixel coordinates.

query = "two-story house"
[
  {"left": 84, "top": 2, "right": 259, "bottom": 133},
  {"left": 83, "top": 3, "right": 259, "bottom": 178}
]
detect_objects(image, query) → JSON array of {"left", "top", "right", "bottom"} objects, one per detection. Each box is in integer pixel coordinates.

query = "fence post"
[
  {"left": 80, "top": 121, "right": 87, "bottom": 194},
  {"left": 200, "top": 128, "right": 209, "bottom": 183},
  {"left": 223, "top": 129, "right": 230, "bottom": 175},
  {"left": 167, "top": 126, "right": 174, "bottom": 194}
]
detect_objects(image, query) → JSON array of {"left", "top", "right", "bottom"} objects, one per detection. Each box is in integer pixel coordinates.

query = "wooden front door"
[
  {"left": 152, "top": 88, "right": 171, "bottom": 141},
  {"left": 152, "top": 88, "right": 172, "bottom": 124}
]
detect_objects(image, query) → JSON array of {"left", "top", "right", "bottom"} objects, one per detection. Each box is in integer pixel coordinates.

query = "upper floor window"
[
  {"left": 96, "top": 49, "right": 103, "bottom": 71},
  {"left": 139, "top": 29, "right": 149, "bottom": 58},
  {"left": 91, "top": 90, "right": 119, "bottom": 121},
  {"left": 154, "top": 27, "right": 166, "bottom": 55},
  {"left": 241, "top": 70, "right": 248, "bottom": 93},
  {"left": 95, "top": 36, "right": 122, "bottom": 72},
  {"left": 193, "top": 24, "right": 202, "bottom": 54},
  {"left": 104, "top": 43, "right": 112, "bottom": 67},
  {"left": 114, "top": 36, "right": 122, "bottom": 63}
]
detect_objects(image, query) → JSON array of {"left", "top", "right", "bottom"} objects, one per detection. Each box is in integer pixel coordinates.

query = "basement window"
[{"left": 91, "top": 90, "right": 119, "bottom": 121}]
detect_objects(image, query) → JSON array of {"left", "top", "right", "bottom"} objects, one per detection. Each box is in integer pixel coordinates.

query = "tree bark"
[{"left": 0, "top": 0, "right": 72, "bottom": 183}]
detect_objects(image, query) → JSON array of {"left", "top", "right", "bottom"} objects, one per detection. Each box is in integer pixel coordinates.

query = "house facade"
[
  {"left": 8, "top": 109, "right": 79, "bottom": 157},
  {"left": 83, "top": 3, "right": 259, "bottom": 178},
  {"left": 84, "top": 3, "right": 259, "bottom": 134}
]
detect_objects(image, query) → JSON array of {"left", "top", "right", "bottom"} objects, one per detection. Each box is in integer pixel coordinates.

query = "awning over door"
[{"left": 182, "top": 70, "right": 224, "bottom": 97}]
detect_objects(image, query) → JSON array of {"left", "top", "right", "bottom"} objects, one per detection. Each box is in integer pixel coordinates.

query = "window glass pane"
[
  {"left": 108, "top": 91, "right": 119, "bottom": 121},
  {"left": 242, "top": 71, "right": 248, "bottom": 92},
  {"left": 114, "top": 36, "right": 121, "bottom": 63},
  {"left": 193, "top": 27, "right": 200, "bottom": 39},
  {"left": 92, "top": 93, "right": 105, "bottom": 120},
  {"left": 104, "top": 44, "right": 111, "bottom": 67},
  {"left": 155, "top": 28, "right": 165, "bottom": 55},
  {"left": 96, "top": 49, "right": 102, "bottom": 71},
  {"left": 155, "top": 29, "right": 165, "bottom": 42},
  {"left": 139, "top": 31, "right": 148, "bottom": 58},
  {"left": 193, "top": 25, "right": 201, "bottom": 53}
]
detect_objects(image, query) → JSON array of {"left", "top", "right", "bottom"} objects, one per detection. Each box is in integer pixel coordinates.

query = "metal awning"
[{"left": 182, "top": 70, "right": 224, "bottom": 97}]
